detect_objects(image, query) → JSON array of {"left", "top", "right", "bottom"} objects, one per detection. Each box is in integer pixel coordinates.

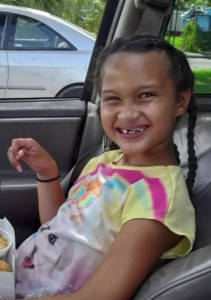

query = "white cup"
[{"left": 0, "top": 228, "right": 12, "bottom": 259}]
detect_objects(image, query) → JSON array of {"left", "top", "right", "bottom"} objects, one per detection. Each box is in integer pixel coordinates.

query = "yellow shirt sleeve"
[
  {"left": 162, "top": 168, "right": 195, "bottom": 258},
  {"left": 121, "top": 166, "right": 195, "bottom": 259}
]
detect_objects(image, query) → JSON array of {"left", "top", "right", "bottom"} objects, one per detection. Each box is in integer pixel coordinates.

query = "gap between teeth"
[{"left": 121, "top": 128, "right": 144, "bottom": 134}]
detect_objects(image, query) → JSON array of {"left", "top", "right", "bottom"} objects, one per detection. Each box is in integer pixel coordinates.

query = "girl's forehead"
[
  {"left": 100, "top": 51, "right": 176, "bottom": 96},
  {"left": 102, "top": 51, "right": 171, "bottom": 77},
  {"left": 102, "top": 51, "right": 171, "bottom": 82}
]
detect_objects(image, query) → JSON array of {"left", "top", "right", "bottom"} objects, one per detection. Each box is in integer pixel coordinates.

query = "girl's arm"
[
  {"left": 18, "top": 218, "right": 180, "bottom": 300},
  {"left": 7, "top": 138, "right": 65, "bottom": 224},
  {"left": 75, "top": 218, "right": 181, "bottom": 300},
  {"left": 36, "top": 162, "right": 65, "bottom": 224}
]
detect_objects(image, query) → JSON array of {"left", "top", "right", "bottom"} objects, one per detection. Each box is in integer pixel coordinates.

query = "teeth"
[
  {"left": 121, "top": 129, "right": 128, "bottom": 134},
  {"left": 120, "top": 128, "right": 145, "bottom": 134}
]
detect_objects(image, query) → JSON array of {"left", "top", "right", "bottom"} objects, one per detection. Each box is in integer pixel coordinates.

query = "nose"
[{"left": 117, "top": 104, "right": 140, "bottom": 120}]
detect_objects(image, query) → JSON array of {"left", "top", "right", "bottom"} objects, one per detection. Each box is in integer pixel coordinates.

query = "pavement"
[{"left": 185, "top": 51, "right": 211, "bottom": 58}]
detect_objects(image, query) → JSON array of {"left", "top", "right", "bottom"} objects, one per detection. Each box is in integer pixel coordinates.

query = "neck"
[{"left": 118, "top": 142, "right": 178, "bottom": 167}]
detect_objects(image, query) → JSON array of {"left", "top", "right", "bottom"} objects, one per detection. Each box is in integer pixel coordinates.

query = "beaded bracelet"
[{"left": 36, "top": 174, "right": 60, "bottom": 183}]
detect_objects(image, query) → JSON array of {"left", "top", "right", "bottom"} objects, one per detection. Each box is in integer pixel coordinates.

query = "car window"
[
  {"left": 8, "top": 14, "right": 76, "bottom": 51},
  {"left": 0, "top": 13, "right": 6, "bottom": 48},
  {"left": 165, "top": 0, "right": 211, "bottom": 94}
]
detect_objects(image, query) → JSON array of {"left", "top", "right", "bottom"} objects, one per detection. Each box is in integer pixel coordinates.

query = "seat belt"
[
  {"left": 61, "top": 134, "right": 119, "bottom": 197},
  {"left": 61, "top": 144, "right": 104, "bottom": 197},
  {"left": 134, "top": 0, "right": 174, "bottom": 36}
]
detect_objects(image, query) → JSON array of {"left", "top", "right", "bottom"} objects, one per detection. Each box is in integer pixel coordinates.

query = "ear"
[{"left": 176, "top": 88, "right": 191, "bottom": 117}]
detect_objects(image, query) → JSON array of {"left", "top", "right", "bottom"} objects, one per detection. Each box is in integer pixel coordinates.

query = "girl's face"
[{"left": 100, "top": 52, "right": 190, "bottom": 166}]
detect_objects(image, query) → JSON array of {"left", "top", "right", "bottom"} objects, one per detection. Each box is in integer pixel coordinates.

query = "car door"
[
  {"left": 0, "top": 13, "right": 8, "bottom": 98},
  {"left": 5, "top": 13, "right": 89, "bottom": 98}
]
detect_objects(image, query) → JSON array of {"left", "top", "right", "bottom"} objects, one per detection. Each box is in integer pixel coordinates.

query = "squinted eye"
[
  {"left": 141, "top": 93, "right": 154, "bottom": 98},
  {"left": 107, "top": 96, "right": 119, "bottom": 100},
  {"left": 102, "top": 96, "right": 120, "bottom": 102},
  {"left": 48, "top": 234, "right": 58, "bottom": 245}
]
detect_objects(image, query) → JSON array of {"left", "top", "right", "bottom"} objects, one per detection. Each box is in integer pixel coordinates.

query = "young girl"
[{"left": 7, "top": 34, "right": 197, "bottom": 300}]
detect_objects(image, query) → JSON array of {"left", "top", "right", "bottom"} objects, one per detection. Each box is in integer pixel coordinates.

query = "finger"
[
  {"left": 7, "top": 147, "right": 23, "bottom": 172},
  {"left": 11, "top": 138, "right": 34, "bottom": 159},
  {"left": 17, "top": 149, "right": 38, "bottom": 171},
  {"left": 16, "top": 149, "right": 33, "bottom": 167},
  {"left": 11, "top": 139, "right": 23, "bottom": 159}
]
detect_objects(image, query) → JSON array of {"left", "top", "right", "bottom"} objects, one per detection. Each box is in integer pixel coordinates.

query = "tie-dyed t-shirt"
[{"left": 15, "top": 150, "right": 195, "bottom": 298}]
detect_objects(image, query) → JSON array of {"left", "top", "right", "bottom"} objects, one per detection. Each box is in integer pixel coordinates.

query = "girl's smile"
[{"left": 116, "top": 125, "right": 149, "bottom": 139}]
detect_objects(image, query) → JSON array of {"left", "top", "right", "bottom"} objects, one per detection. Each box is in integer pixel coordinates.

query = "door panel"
[
  {"left": 0, "top": 117, "right": 83, "bottom": 175},
  {"left": 0, "top": 99, "right": 86, "bottom": 246}
]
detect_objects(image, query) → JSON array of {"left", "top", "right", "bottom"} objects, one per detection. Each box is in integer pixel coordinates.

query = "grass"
[
  {"left": 165, "top": 36, "right": 211, "bottom": 94},
  {"left": 193, "top": 69, "right": 211, "bottom": 94},
  {"left": 165, "top": 35, "right": 182, "bottom": 49}
]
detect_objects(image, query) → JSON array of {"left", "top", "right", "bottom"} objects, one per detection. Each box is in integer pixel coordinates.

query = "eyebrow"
[
  {"left": 102, "top": 89, "right": 117, "bottom": 95},
  {"left": 102, "top": 85, "right": 161, "bottom": 95}
]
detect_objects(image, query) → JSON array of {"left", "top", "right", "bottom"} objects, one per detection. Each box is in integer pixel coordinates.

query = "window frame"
[{"left": 0, "top": 12, "right": 9, "bottom": 49}]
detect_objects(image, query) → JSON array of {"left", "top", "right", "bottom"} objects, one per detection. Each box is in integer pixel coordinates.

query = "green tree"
[
  {"left": 62, "top": 0, "right": 105, "bottom": 35},
  {"left": 178, "top": 0, "right": 211, "bottom": 9},
  {"left": 0, "top": 0, "right": 65, "bottom": 17}
]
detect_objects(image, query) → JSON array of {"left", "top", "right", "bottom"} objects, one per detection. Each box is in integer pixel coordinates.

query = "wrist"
[
  {"left": 36, "top": 173, "right": 60, "bottom": 183},
  {"left": 36, "top": 160, "right": 59, "bottom": 180}
]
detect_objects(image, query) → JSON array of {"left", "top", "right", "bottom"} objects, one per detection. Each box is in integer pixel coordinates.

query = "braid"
[
  {"left": 186, "top": 95, "right": 198, "bottom": 196},
  {"left": 173, "top": 143, "right": 181, "bottom": 165}
]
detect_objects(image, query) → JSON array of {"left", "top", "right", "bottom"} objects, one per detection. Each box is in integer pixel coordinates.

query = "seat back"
[
  {"left": 174, "top": 112, "right": 211, "bottom": 250},
  {"left": 133, "top": 112, "right": 211, "bottom": 300}
]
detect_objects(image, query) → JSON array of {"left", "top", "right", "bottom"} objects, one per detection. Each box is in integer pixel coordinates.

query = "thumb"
[
  {"left": 17, "top": 149, "right": 34, "bottom": 166},
  {"left": 17, "top": 149, "right": 25, "bottom": 159}
]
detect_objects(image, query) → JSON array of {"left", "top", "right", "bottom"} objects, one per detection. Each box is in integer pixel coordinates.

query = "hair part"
[{"left": 94, "top": 34, "right": 198, "bottom": 197}]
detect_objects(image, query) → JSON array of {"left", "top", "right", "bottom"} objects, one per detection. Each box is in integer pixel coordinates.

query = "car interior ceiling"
[{"left": 1, "top": 0, "right": 211, "bottom": 299}]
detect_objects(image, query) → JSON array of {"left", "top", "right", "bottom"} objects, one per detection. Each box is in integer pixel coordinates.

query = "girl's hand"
[{"left": 7, "top": 138, "right": 58, "bottom": 178}]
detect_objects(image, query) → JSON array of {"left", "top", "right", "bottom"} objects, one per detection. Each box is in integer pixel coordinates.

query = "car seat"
[
  {"left": 62, "top": 111, "right": 211, "bottom": 300},
  {"left": 133, "top": 112, "right": 211, "bottom": 300}
]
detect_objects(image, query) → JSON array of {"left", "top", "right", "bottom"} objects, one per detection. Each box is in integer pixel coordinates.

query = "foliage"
[
  {"left": 177, "top": 0, "right": 211, "bottom": 9},
  {"left": 0, "top": 0, "right": 106, "bottom": 35},
  {"left": 0, "top": 0, "right": 65, "bottom": 17},
  {"left": 165, "top": 35, "right": 182, "bottom": 49},
  {"left": 193, "top": 69, "right": 211, "bottom": 93},
  {"left": 181, "top": 22, "right": 201, "bottom": 51},
  {"left": 62, "top": 0, "right": 105, "bottom": 35},
  {"left": 181, "top": 22, "right": 211, "bottom": 51}
]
